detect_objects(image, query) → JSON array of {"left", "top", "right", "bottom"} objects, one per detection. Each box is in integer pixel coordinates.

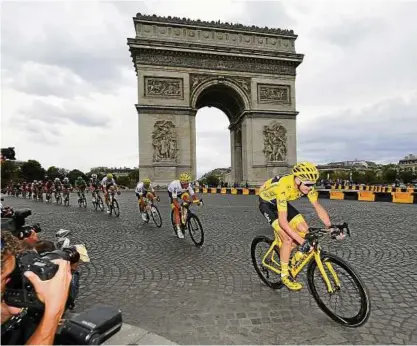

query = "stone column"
[{"left": 240, "top": 111, "right": 297, "bottom": 186}]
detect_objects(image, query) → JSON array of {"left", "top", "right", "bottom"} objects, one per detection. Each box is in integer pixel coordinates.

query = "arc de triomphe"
[{"left": 127, "top": 13, "right": 303, "bottom": 185}]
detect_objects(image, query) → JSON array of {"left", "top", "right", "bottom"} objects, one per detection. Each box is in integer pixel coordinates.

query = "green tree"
[
  {"left": 20, "top": 160, "right": 45, "bottom": 181},
  {"left": 116, "top": 175, "right": 130, "bottom": 187},
  {"left": 1, "top": 161, "right": 18, "bottom": 187},
  {"left": 381, "top": 164, "right": 397, "bottom": 184},
  {"left": 128, "top": 169, "right": 139, "bottom": 183},
  {"left": 206, "top": 174, "right": 220, "bottom": 187},
  {"left": 68, "top": 169, "right": 87, "bottom": 185},
  {"left": 46, "top": 166, "right": 61, "bottom": 180},
  {"left": 351, "top": 170, "right": 364, "bottom": 184},
  {"left": 398, "top": 169, "right": 416, "bottom": 184},
  {"left": 363, "top": 170, "right": 382, "bottom": 184}
]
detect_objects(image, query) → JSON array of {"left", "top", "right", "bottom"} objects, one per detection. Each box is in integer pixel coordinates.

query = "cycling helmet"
[
  {"left": 107, "top": 173, "right": 113, "bottom": 179},
  {"left": 292, "top": 162, "right": 319, "bottom": 182},
  {"left": 179, "top": 173, "right": 191, "bottom": 183},
  {"left": 54, "top": 178, "right": 60, "bottom": 182},
  {"left": 77, "top": 176, "right": 82, "bottom": 180},
  {"left": 91, "top": 174, "right": 97, "bottom": 179},
  {"left": 143, "top": 178, "right": 151, "bottom": 185},
  {"left": 63, "top": 177, "right": 69, "bottom": 183}
]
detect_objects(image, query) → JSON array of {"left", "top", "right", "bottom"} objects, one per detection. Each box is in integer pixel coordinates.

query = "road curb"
[{"left": 104, "top": 323, "right": 178, "bottom": 345}]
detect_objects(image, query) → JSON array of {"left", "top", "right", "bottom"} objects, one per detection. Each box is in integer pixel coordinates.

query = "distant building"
[
  {"left": 399, "top": 154, "right": 417, "bottom": 172},
  {"left": 317, "top": 160, "right": 379, "bottom": 172}
]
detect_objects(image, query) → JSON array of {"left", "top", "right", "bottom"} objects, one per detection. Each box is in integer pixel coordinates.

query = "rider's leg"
[
  {"left": 172, "top": 199, "right": 184, "bottom": 238},
  {"left": 260, "top": 200, "right": 304, "bottom": 291}
]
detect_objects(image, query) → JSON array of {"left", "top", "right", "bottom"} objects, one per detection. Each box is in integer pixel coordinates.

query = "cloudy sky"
[{"left": 1, "top": 1, "right": 416, "bottom": 177}]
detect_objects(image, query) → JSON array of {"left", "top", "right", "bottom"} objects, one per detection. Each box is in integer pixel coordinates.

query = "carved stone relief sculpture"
[
  {"left": 152, "top": 120, "right": 178, "bottom": 162},
  {"left": 258, "top": 84, "right": 291, "bottom": 104},
  {"left": 263, "top": 121, "right": 287, "bottom": 162},
  {"left": 145, "top": 77, "right": 183, "bottom": 98}
]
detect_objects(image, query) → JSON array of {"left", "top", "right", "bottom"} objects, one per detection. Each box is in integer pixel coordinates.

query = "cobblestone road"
[{"left": 4, "top": 193, "right": 417, "bottom": 344}]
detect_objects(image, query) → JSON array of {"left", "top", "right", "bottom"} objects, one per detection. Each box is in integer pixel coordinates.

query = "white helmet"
[{"left": 91, "top": 174, "right": 97, "bottom": 179}]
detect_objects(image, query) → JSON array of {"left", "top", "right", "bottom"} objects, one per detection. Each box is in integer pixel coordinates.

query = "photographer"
[{"left": 1, "top": 230, "right": 72, "bottom": 345}]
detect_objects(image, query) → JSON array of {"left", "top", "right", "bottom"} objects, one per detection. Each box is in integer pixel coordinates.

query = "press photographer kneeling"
[
  {"left": 1, "top": 230, "right": 72, "bottom": 345},
  {"left": 1, "top": 205, "right": 122, "bottom": 345}
]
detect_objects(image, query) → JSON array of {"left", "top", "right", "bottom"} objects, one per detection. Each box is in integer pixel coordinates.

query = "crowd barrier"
[
  {"left": 193, "top": 187, "right": 416, "bottom": 204},
  {"left": 327, "top": 184, "right": 416, "bottom": 193}
]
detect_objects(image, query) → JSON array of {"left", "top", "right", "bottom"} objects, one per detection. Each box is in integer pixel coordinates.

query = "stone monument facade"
[{"left": 128, "top": 14, "right": 303, "bottom": 185}]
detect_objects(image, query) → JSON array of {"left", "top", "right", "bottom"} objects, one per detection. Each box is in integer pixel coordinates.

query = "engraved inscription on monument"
[
  {"left": 145, "top": 77, "right": 183, "bottom": 99},
  {"left": 263, "top": 121, "right": 287, "bottom": 162},
  {"left": 152, "top": 120, "right": 178, "bottom": 162},
  {"left": 258, "top": 84, "right": 291, "bottom": 104}
]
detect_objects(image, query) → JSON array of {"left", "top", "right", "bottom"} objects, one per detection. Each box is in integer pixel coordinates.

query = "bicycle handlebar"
[
  {"left": 306, "top": 223, "right": 350, "bottom": 243},
  {"left": 182, "top": 198, "right": 203, "bottom": 207}
]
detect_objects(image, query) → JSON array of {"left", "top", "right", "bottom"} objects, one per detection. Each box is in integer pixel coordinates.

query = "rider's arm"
[
  {"left": 311, "top": 200, "right": 331, "bottom": 228},
  {"left": 308, "top": 189, "right": 331, "bottom": 228},
  {"left": 188, "top": 185, "right": 198, "bottom": 200}
]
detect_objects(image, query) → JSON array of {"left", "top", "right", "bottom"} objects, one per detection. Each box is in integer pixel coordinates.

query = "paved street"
[{"left": 4, "top": 193, "right": 417, "bottom": 344}]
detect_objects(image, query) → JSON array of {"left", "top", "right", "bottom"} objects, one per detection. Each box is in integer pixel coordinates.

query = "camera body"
[
  {"left": 4, "top": 246, "right": 81, "bottom": 310},
  {"left": 4, "top": 251, "right": 59, "bottom": 309},
  {"left": 0, "top": 208, "right": 42, "bottom": 239}
]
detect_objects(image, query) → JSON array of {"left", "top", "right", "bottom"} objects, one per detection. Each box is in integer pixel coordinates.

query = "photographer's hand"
[
  {"left": 1, "top": 301, "right": 23, "bottom": 324},
  {"left": 24, "top": 259, "right": 72, "bottom": 345}
]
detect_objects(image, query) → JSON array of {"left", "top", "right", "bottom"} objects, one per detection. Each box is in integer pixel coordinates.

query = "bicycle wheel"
[
  {"left": 97, "top": 196, "right": 104, "bottom": 211},
  {"left": 57, "top": 195, "right": 62, "bottom": 205},
  {"left": 187, "top": 214, "right": 204, "bottom": 246},
  {"left": 151, "top": 205, "right": 162, "bottom": 228},
  {"left": 82, "top": 196, "right": 87, "bottom": 208},
  {"left": 64, "top": 195, "right": 69, "bottom": 206},
  {"left": 112, "top": 199, "right": 120, "bottom": 217},
  {"left": 251, "top": 236, "right": 283, "bottom": 289},
  {"left": 307, "top": 252, "right": 371, "bottom": 327}
]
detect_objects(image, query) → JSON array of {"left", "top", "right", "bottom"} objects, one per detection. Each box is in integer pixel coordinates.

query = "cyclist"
[
  {"left": 45, "top": 177, "right": 54, "bottom": 201},
  {"left": 89, "top": 174, "right": 101, "bottom": 204},
  {"left": 101, "top": 173, "right": 120, "bottom": 214},
  {"left": 53, "top": 178, "right": 62, "bottom": 200},
  {"left": 75, "top": 176, "right": 87, "bottom": 203},
  {"left": 258, "top": 162, "right": 332, "bottom": 291},
  {"left": 62, "top": 177, "right": 72, "bottom": 201},
  {"left": 135, "top": 178, "right": 158, "bottom": 221},
  {"left": 168, "top": 173, "right": 200, "bottom": 239}
]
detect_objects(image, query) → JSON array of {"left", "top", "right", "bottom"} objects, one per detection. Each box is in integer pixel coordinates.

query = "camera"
[
  {"left": 1, "top": 208, "right": 42, "bottom": 240},
  {"left": 4, "top": 245, "right": 82, "bottom": 310},
  {"left": 43, "top": 246, "right": 81, "bottom": 264},
  {"left": 4, "top": 251, "right": 60, "bottom": 310}
]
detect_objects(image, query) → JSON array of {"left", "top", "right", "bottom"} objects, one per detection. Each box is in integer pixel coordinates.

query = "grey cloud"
[
  {"left": 298, "top": 94, "right": 417, "bottom": 164},
  {"left": 2, "top": 64, "right": 90, "bottom": 99},
  {"left": 16, "top": 100, "right": 111, "bottom": 128},
  {"left": 315, "top": 17, "right": 384, "bottom": 47},
  {"left": 240, "top": 1, "right": 295, "bottom": 30},
  {"left": 1, "top": 2, "right": 143, "bottom": 94}
]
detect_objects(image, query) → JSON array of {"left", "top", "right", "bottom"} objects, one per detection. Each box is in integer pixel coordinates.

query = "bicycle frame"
[{"left": 261, "top": 237, "right": 340, "bottom": 293}]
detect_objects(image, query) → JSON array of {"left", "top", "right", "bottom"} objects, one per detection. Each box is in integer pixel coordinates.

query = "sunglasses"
[{"left": 302, "top": 182, "right": 315, "bottom": 187}]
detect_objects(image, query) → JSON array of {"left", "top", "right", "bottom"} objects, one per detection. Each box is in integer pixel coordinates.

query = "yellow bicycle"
[{"left": 251, "top": 223, "right": 371, "bottom": 327}]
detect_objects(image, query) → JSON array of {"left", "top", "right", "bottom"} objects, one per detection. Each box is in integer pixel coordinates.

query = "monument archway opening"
[
  {"left": 194, "top": 83, "right": 247, "bottom": 184},
  {"left": 128, "top": 13, "right": 303, "bottom": 185}
]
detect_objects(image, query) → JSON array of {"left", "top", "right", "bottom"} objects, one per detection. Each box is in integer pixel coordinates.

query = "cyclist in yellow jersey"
[{"left": 258, "top": 162, "right": 332, "bottom": 291}]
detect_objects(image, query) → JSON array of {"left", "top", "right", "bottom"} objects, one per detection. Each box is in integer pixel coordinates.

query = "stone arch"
[
  {"left": 128, "top": 13, "right": 303, "bottom": 185},
  {"left": 190, "top": 77, "right": 251, "bottom": 114}
]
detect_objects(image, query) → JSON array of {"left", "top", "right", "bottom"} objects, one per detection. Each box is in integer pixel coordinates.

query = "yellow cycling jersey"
[{"left": 258, "top": 174, "right": 318, "bottom": 212}]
